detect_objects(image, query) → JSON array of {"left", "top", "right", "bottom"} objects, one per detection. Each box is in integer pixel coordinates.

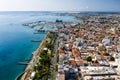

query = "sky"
[{"left": 0, "top": 0, "right": 120, "bottom": 11}]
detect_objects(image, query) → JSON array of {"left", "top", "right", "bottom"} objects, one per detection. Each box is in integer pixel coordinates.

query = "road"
[{"left": 50, "top": 35, "right": 59, "bottom": 80}]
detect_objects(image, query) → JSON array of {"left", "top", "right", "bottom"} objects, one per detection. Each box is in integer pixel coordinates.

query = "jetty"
[
  {"left": 37, "top": 30, "right": 46, "bottom": 32},
  {"left": 33, "top": 32, "right": 46, "bottom": 34},
  {"left": 31, "top": 40, "right": 42, "bottom": 42},
  {"left": 18, "top": 62, "right": 29, "bottom": 65}
]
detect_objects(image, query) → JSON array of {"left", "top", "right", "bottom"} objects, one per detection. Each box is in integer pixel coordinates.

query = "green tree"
[
  {"left": 109, "top": 56, "right": 115, "bottom": 61},
  {"left": 86, "top": 56, "right": 92, "bottom": 62}
]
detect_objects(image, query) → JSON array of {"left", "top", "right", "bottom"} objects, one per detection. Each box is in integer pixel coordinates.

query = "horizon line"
[{"left": 0, "top": 10, "right": 120, "bottom": 12}]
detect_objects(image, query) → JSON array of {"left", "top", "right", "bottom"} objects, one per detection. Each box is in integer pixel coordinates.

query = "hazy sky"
[{"left": 0, "top": 0, "right": 120, "bottom": 11}]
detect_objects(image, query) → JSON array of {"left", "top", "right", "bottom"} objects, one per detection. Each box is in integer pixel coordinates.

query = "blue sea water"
[{"left": 0, "top": 11, "right": 80, "bottom": 80}]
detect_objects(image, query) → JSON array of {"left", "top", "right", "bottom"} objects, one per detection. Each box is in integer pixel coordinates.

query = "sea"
[{"left": 0, "top": 11, "right": 80, "bottom": 80}]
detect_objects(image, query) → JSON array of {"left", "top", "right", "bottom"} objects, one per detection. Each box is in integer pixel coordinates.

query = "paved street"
[{"left": 50, "top": 35, "right": 59, "bottom": 80}]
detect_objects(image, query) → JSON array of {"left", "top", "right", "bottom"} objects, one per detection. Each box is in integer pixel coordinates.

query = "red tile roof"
[
  {"left": 76, "top": 60, "right": 84, "bottom": 65},
  {"left": 70, "top": 60, "right": 76, "bottom": 65}
]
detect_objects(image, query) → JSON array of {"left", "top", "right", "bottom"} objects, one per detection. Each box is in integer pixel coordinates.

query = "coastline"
[
  {"left": 20, "top": 31, "right": 49, "bottom": 80},
  {"left": 0, "top": 12, "right": 82, "bottom": 80}
]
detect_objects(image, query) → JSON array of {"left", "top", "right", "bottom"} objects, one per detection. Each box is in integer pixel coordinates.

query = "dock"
[
  {"left": 31, "top": 40, "right": 42, "bottom": 42},
  {"left": 36, "top": 30, "right": 46, "bottom": 32},
  {"left": 18, "top": 62, "right": 29, "bottom": 65},
  {"left": 33, "top": 32, "right": 46, "bottom": 34}
]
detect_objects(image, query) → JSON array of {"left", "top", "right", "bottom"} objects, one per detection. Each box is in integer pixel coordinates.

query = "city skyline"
[{"left": 0, "top": 0, "right": 120, "bottom": 11}]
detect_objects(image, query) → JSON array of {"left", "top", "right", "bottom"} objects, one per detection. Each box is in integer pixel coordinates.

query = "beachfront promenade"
[{"left": 20, "top": 31, "right": 50, "bottom": 80}]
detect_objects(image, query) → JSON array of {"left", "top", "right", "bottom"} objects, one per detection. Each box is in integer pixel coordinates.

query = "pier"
[
  {"left": 33, "top": 32, "right": 46, "bottom": 34},
  {"left": 31, "top": 40, "right": 42, "bottom": 42},
  {"left": 36, "top": 30, "right": 46, "bottom": 32},
  {"left": 18, "top": 62, "right": 29, "bottom": 65}
]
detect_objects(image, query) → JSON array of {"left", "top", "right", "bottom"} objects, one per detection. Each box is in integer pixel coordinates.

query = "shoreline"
[{"left": 20, "top": 32, "right": 49, "bottom": 80}]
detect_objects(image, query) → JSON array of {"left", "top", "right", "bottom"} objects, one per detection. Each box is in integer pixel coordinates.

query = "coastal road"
[{"left": 50, "top": 35, "right": 59, "bottom": 80}]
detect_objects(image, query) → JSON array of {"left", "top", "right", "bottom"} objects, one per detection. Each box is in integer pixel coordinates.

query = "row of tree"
[{"left": 33, "top": 32, "right": 57, "bottom": 80}]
